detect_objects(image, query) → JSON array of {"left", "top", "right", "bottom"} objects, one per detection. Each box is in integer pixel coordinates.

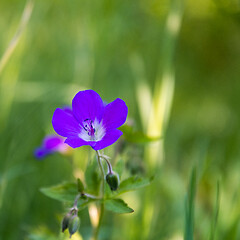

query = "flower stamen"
[
  {"left": 78, "top": 118, "right": 105, "bottom": 142},
  {"left": 83, "top": 119, "right": 96, "bottom": 137}
]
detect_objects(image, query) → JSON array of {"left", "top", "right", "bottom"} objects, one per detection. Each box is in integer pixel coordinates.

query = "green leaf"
[
  {"left": 85, "top": 158, "right": 101, "bottom": 194},
  {"left": 40, "top": 182, "right": 97, "bottom": 211},
  {"left": 105, "top": 199, "right": 134, "bottom": 214},
  {"left": 40, "top": 182, "right": 77, "bottom": 202},
  {"left": 77, "top": 197, "right": 97, "bottom": 211},
  {"left": 0, "top": 164, "right": 34, "bottom": 183},
  {"left": 104, "top": 180, "right": 113, "bottom": 198},
  {"left": 27, "top": 226, "right": 65, "bottom": 240},
  {"left": 116, "top": 176, "right": 153, "bottom": 195},
  {"left": 221, "top": 217, "right": 240, "bottom": 239},
  {"left": 27, "top": 233, "right": 59, "bottom": 240},
  {"left": 77, "top": 178, "right": 84, "bottom": 193},
  {"left": 119, "top": 125, "right": 161, "bottom": 144},
  {"left": 114, "top": 158, "right": 124, "bottom": 179}
]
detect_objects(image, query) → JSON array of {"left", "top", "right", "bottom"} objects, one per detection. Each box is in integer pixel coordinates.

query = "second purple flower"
[{"left": 52, "top": 90, "right": 128, "bottom": 150}]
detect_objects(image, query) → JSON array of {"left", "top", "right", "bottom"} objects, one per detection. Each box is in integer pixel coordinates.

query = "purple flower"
[
  {"left": 34, "top": 135, "right": 70, "bottom": 160},
  {"left": 52, "top": 90, "right": 128, "bottom": 150}
]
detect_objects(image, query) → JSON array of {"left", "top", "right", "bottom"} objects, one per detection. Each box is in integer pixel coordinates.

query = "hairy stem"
[
  {"left": 99, "top": 154, "right": 113, "bottom": 174},
  {"left": 96, "top": 150, "right": 105, "bottom": 198},
  {"left": 92, "top": 150, "right": 105, "bottom": 240},
  {"left": 73, "top": 194, "right": 81, "bottom": 208}
]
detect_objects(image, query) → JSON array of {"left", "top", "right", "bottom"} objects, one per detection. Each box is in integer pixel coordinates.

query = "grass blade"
[
  {"left": 209, "top": 181, "right": 220, "bottom": 240},
  {"left": 184, "top": 167, "right": 197, "bottom": 240},
  {"left": 0, "top": 0, "right": 34, "bottom": 75}
]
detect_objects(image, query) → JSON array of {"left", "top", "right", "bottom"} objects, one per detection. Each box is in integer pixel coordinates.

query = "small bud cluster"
[
  {"left": 62, "top": 207, "right": 80, "bottom": 238},
  {"left": 61, "top": 153, "right": 120, "bottom": 239}
]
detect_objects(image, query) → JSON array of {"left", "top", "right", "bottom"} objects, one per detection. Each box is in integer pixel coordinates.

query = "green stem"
[
  {"left": 99, "top": 154, "right": 113, "bottom": 174},
  {"left": 96, "top": 150, "right": 105, "bottom": 198},
  {"left": 93, "top": 150, "right": 105, "bottom": 240}
]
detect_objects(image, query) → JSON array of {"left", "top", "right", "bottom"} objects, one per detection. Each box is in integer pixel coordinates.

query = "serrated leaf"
[
  {"left": 119, "top": 125, "right": 161, "bottom": 144},
  {"left": 40, "top": 182, "right": 77, "bottom": 202},
  {"left": 105, "top": 199, "right": 134, "bottom": 214},
  {"left": 40, "top": 182, "right": 98, "bottom": 211},
  {"left": 116, "top": 176, "right": 153, "bottom": 195}
]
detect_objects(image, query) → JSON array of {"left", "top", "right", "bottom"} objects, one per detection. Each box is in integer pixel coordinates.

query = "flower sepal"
[
  {"left": 61, "top": 212, "right": 72, "bottom": 233},
  {"left": 68, "top": 215, "right": 81, "bottom": 238}
]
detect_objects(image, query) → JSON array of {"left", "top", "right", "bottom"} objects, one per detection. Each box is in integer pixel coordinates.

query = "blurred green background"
[{"left": 1, "top": 0, "right": 240, "bottom": 239}]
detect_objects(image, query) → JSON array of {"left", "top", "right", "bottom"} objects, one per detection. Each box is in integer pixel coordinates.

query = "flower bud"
[
  {"left": 106, "top": 172, "right": 119, "bottom": 191},
  {"left": 68, "top": 215, "right": 80, "bottom": 238},
  {"left": 61, "top": 213, "right": 71, "bottom": 232}
]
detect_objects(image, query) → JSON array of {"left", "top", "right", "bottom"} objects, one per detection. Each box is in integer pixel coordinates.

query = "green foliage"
[
  {"left": 116, "top": 176, "right": 153, "bottom": 196},
  {"left": 104, "top": 179, "right": 113, "bottom": 198},
  {"left": 120, "top": 125, "right": 161, "bottom": 144},
  {"left": 40, "top": 182, "right": 77, "bottom": 202},
  {"left": 105, "top": 199, "right": 134, "bottom": 214},
  {"left": 209, "top": 181, "right": 220, "bottom": 240},
  {"left": 184, "top": 167, "right": 197, "bottom": 240},
  {"left": 114, "top": 158, "right": 124, "bottom": 179},
  {"left": 85, "top": 158, "right": 101, "bottom": 194},
  {"left": 40, "top": 182, "right": 97, "bottom": 211},
  {"left": 27, "top": 227, "right": 66, "bottom": 240},
  {"left": 40, "top": 175, "right": 153, "bottom": 214},
  {"left": 0, "top": 0, "right": 239, "bottom": 239},
  {"left": 27, "top": 233, "right": 59, "bottom": 240},
  {"left": 222, "top": 218, "right": 240, "bottom": 240},
  {"left": 0, "top": 164, "right": 33, "bottom": 183},
  {"left": 77, "top": 178, "right": 84, "bottom": 193}
]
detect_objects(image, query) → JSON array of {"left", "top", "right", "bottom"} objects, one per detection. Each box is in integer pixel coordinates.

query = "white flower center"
[{"left": 78, "top": 118, "right": 105, "bottom": 142}]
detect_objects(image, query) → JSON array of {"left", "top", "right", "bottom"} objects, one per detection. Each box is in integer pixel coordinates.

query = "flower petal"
[
  {"left": 43, "top": 135, "right": 64, "bottom": 151},
  {"left": 72, "top": 90, "right": 104, "bottom": 124},
  {"left": 62, "top": 106, "right": 73, "bottom": 115},
  {"left": 34, "top": 147, "right": 49, "bottom": 160},
  {"left": 93, "top": 129, "right": 122, "bottom": 150},
  {"left": 65, "top": 137, "right": 96, "bottom": 149},
  {"left": 52, "top": 108, "right": 81, "bottom": 137},
  {"left": 102, "top": 98, "right": 128, "bottom": 130}
]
